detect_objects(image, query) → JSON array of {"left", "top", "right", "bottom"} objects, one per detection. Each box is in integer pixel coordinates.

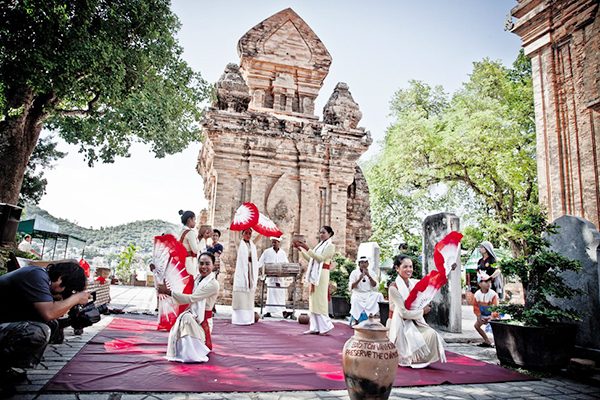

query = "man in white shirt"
[
  {"left": 258, "top": 237, "right": 290, "bottom": 318},
  {"left": 17, "top": 235, "right": 39, "bottom": 258},
  {"left": 349, "top": 256, "right": 384, "bottom": 325}
]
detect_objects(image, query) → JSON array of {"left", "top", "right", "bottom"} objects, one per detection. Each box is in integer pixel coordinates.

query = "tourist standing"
[
  {"left": 477, "top": 241, "right": 503, "bottom": 299},
  {"left": 158, "top": 252, "right": 220, "bottom": 363},
  {"left": 258, "top": 237, "right": 289, "bottom": 318},
  {"left": 388, "top": 254, "right": 446, "bottom": 368},
  {"left": 294, "top": 226, "right": 335, "bottom": 335},
  {"left": 231, "top": 228, "right": 259, "bottom": 325},
  {"left": 198, "top": 225, "right": 212, "bottom": 253},
  {"left": 178, "top": 210, "right": 200, "bottom": 277},
  {"left": 207, "top": 229, "right": 224, "bottom": 257}
]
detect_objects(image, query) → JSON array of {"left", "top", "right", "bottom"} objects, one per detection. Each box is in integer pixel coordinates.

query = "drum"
[{"left": 263, "top": 262, "right": 301, "bottom": 277}]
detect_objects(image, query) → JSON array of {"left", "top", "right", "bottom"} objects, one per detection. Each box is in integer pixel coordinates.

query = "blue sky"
[{"left": 38, "top": 1, "right": 521, "bottom": 228}]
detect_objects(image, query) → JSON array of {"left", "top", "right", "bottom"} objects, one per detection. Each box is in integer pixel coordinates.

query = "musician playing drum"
[{"left": 258, "top": 237, "right": 291, "bottom": 319}]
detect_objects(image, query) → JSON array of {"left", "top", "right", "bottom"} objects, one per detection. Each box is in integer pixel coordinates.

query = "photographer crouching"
[{"left": 0, "top": 260, "right": 90, "bottom": 392}]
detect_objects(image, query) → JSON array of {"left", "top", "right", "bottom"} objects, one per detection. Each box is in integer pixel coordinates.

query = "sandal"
[{"left": 477, "top": 342, "right": 494, "bottom": 348}]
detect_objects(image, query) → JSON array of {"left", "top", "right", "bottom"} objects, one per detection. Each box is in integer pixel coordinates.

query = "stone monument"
[
  {"left": 197, "top": 8, "right": 372, "bottom": 304},
  {"left": 422, "top": 213, "right": 462, "bottom": 333},
  {"left": 547, "top": 215, "right": 600, "bottom": 353},
  {"left": 510, "top": 0, "right": 600, "bottom": 229}
]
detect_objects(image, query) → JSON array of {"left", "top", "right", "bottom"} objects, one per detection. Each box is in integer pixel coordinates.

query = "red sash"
[
  {"left": 201, "top": 310, "right": 213, "bottom": 350},
  {"left": 323, "top": 264, "right": 331, "bottom": 300},
  {"left": 179, "top": 230, "right": 197, "bottom": 258}
]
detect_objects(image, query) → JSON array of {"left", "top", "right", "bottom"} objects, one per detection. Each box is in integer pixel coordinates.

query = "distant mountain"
[{"left": 23, "top": 205, "right": 178, "bottom": 257}]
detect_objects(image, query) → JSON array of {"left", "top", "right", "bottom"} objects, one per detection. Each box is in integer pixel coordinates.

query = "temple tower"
[{"left": 197, "top": 8, "right": 372, "bottom": 303}]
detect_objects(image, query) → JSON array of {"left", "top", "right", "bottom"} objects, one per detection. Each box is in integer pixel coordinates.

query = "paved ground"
[{"left": 5, "top": 286, "right": 600, "bottom": 400}]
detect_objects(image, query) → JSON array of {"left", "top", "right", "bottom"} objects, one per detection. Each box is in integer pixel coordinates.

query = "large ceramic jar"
[{"left": 342, "top": 316, "right": 398, "bottom": 400}]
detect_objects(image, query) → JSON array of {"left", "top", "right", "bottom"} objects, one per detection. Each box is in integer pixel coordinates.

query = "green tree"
[
  {"left": 367, "top": 51, "right": 536, "bottom": 256},
  {"left": 115, "top": 243, "right": 139, "bottom": 283},
  {"left": 0, "top": 0, "right": 209, "bottom": 204},
  {"left": 19, "top": 136, "right": 65, "bottom": 205}
]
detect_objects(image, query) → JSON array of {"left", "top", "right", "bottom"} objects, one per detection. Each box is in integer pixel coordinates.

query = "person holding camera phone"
[{"left": 0, "top": 260, "right": 89, "bottom": 392}]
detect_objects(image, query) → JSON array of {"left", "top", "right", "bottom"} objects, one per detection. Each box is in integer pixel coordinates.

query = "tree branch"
[{"left": 56, "top": 92, "right": 102, "bottom": 117}]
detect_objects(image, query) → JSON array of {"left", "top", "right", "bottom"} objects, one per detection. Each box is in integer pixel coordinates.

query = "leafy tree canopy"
[
  {"left": 365, "top": 50, "right": 536, "bottom": 256},
  {"left": 0, "top": 0, "right": 209, "bottom": 204}
]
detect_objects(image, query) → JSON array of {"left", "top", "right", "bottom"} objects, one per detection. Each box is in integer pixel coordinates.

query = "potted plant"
[
  {"left": 490, "top": 208, "right": 582, "bottom": 370},
  {"left": 330, "top": 254, "right": 352, "bottom": 318}
]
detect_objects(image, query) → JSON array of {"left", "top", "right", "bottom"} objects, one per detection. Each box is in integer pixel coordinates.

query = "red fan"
[
  {"left": 230, "top": 202, "right": 259, "bottom": 231},
  {"left": 153, "top": 234, "right": 194, "bottom": 331},
  {"left": 404, "top": 231, "right": 463, "bottom": 311},
  {"left": 79, "top": 258, "right": 91, "bottom": 278},
  {"left": 253, "top": 212, "right": 283, "bottom": 237}
]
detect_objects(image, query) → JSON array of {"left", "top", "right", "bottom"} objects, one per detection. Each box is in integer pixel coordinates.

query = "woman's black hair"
[
  {"left": 321, "top": 225, "right": 334, "bottom": 237},
  {"left": 393, "top": 254, "right": 411, "bottom": 268},
  {"left": 198, "top": 252, "right": 215, "bottom": 264},
  {"left": 179, "top": 209, "right": 195, "bottom": 225},
  {"left": 213, "top": 229, "right": 221, "bottom": 237},
  {"left": 47, "top": 261, "right": 86, "bottom": 299}
]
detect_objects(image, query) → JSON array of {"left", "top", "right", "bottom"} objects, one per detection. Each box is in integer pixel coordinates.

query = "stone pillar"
[
  {"left": 546, "top": 215, "right": 600, "bottom": 353},
  {"left": 422, "top": 213, "right": 461, "bottom": 333}
]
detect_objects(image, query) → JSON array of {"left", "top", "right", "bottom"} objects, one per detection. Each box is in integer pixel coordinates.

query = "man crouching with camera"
[{"left": 0, "top": 260, "right": 89, "bottom": 392}]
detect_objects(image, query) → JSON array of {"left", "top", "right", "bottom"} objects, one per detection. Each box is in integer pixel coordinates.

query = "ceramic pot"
[
  {"left": 342, "top": 316, "right": 398, "bottom": 400},
  {"left": 298, "top": 313, "right": 309, "bottom": 324}
]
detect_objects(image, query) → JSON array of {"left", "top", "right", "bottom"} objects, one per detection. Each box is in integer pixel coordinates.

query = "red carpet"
[{"left": 44, "top": 316, "right": 533, "bottom": 392}]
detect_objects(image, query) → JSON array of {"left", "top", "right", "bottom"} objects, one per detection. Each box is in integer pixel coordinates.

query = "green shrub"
[{"left": 493, "top": 208, "right": 581, "bottom": 326}]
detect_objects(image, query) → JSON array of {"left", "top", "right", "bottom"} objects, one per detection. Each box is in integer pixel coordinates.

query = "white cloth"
[
  {"left": 309, "top": 313, "right": 334, "bottom": 334},
  {"left": 388, "top": 276, "right": 446, "bottom": 367},
  {"left": 233, "top": 240, "right": 259, "bottom": 292},
  {"left": 18, "top": 239, "right": 32, "bottom": 253},
  {"left": 232, "top": 239, "right": 259, "bottom": 325},
  {"left": 304, "top": 238, "right": 332, "bottom": 285},
  {"left": 167, "top": 272, "right": 219, "bottom": 363},
  {"left": 179, "top": 228, "right": 200, "bottom": 277},
  {"left": 258, "top": 247, "right": 289, "bottom": 315},
  {"left": 349, "top": 268, "right": 384, "bottom": 320},
  {"left": 199, "top": 238, "right": 208, "bottom": 253}
]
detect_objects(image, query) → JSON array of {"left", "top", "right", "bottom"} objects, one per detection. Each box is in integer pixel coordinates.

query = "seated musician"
[
  {"left": 258, "top": 237, "right": 292, "bottom": 319},
  {"left": 349, "top": 256, "right": 384, "bottom": 325},
  {"left": 158, "top": 252, "right": 220, "bottom": 363}
]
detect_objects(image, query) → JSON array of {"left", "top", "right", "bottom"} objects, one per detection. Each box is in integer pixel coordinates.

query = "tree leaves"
[
  {"left": 1, "top": 0, "right": 209, "bottom": 167},
  {"left": 365, "top": 50, "right": 536, "bottom": 256}
]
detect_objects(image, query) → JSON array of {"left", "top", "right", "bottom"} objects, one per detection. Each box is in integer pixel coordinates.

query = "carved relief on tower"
[
  {"left": 237, "top": 8, "right": 332, "bottom": 118},
  {"left": 265, "top": 173, "right": 300, "bottom": 242},
  {"left": 263, "top": 21, "right": 312, "bottom": 63}
]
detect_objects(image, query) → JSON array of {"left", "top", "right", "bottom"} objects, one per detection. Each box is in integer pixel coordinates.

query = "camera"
[
  {"left": 68, "top": 293, "right": 104, "bottom": 330},
  {"left": 52, "top": 292, "right": 105, "bottom": 343}
]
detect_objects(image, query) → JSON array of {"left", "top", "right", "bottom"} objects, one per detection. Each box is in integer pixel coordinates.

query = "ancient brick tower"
[
  {"left": 511, "top": 0, "right": 600, "bottom": 228},
  {"left": 197, "top": 8, "right": 372, "bottom": 303}
]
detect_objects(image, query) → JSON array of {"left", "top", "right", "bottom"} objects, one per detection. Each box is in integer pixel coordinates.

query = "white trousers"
[
  {"left": 232, "top": 309, "right": 255, "bottom": 325},
  {"left": 309, "top": 313, "right": 334, "bottom": 333}
]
